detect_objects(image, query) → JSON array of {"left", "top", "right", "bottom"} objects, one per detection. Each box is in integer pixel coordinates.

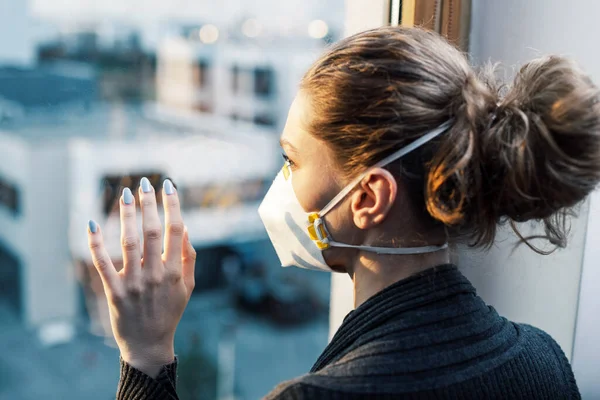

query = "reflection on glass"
[
  {"left": 0, "top": 1, "right": 343, "bottom": 398},
  {"left": 101, "top": 173, "right": 167, "bottom": 215},
  {"left": 180, "top": 179, "right": 269, "bottom": 210}
]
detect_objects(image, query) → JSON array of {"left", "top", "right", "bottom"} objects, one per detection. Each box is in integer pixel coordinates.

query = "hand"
[{"left": 87, "top": 178, "right": 196, "bottom": 378}]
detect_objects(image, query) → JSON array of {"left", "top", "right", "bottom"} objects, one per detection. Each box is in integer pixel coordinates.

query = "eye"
[{"left": 282, "top": 153, "right": 295, "bottom": 167}]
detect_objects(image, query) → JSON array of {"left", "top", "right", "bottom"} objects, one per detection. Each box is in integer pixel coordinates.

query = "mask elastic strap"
[
  {"left": 327, "top": 240, "right": 448, "bottom": 255},
  {"left": 329, "top": 240, "right": 448, "bottom": 254},
  {"left": 318, "top": 120, "right": 453, "bottom": 217}
]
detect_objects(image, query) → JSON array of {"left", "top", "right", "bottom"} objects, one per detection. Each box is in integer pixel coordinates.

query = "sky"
[
  {"left": 25, "top": 0, "right": 345, "bottom": 53},
  {"left": 29, "top": 0, "right": 345, "bottom": 25}
]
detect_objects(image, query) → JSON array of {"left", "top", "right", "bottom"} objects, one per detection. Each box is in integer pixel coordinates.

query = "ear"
[{"left": 349, "top": 168, "right": 397, "bottom": 229}]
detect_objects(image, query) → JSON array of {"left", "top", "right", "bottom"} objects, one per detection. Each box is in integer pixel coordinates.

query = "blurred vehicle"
[{"left": 233, "top": 261, "right": 326, "bottom": 326}]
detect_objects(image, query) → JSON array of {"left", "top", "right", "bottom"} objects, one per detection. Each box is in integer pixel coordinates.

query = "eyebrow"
[{"left": 279, "top": 138, "right": 299, "bottom": 154}]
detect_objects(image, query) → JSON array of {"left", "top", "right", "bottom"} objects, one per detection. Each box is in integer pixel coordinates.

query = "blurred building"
[
  {"left": 0, "top": 63, "right": 97, "bottom": 113},
  {"left": 0, "top": 0, "right": 34, "bottom": 66},
  {"left": 0, "top": 63, "right": 98, "bottom": 331},
  {"left": 156, "top": 21, "right": 333, "bottom": 131},
  {"left": 0, "top": 3, "right": 330, "bottom": 345},
  {"left": 0, "top": 86, "right": 280, "bottom": 341}
]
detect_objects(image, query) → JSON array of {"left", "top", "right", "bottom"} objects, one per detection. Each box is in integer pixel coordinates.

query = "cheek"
[
  {"left": 322, "top": 196, "right": 356, "bottom": 242},
  {"left": 292, "top": 173, "right": 323, "bottom": 213},
  {"left": 291, "top": 166, "right": 338, "bottom": 213}
]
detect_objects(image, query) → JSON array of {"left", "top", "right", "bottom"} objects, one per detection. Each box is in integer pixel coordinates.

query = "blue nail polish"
[
  {"left": 123, "top": 187, "right": 134, "bottom": 204},
  {"left": 141, "top": 177, "right": 152, "bottom": 193},
  {"left": 88, "top": 220, "right": 98, "bottom": 233},
  {"left": 164, "top": 179, "right": 174, "bottom": 195}
]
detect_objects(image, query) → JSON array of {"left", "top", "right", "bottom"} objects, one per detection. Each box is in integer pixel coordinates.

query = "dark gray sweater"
[{"left": 117, "top": 264, "right": 580, "bottom": 399}]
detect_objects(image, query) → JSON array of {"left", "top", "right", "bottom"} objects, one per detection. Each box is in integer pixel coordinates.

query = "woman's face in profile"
[
  {"left": 278, "top": 92, "right": 357, "bottom": 271},
  {"left": 279, "top": 92, "right": 341, "bottom": 214}
]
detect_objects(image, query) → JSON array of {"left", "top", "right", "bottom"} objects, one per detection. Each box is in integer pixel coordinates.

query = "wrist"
[{"left": 121, "top": 344, "right": 175, "bottom": 378}]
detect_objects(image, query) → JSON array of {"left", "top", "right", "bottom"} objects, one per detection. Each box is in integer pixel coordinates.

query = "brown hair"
[{"left": 300, "top": 26, "right": 600, "bottom": 252}]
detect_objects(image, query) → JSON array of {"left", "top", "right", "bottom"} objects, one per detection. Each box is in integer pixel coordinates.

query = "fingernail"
[
  {"left": 123, "top": 187, "right": 134, "bottom": 205},
  {"left": 163, "top": 179, "right": 174, "bottom": 195},
  {"left": 88, "top": 220, "right": 98, "bottom": 233},
  {"left": 141, "top": 177, "right": 152, "bottom": 193}
]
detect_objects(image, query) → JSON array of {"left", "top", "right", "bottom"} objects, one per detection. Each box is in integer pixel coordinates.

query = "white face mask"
[{"left": 258, "top": 121, "right": 452, "bottom": 272}]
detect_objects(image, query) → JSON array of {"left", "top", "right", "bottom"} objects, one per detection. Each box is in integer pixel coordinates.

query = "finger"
[
  {"left": 87, "top": 220, "right": 122, "bottom": 296},
  {"left": 182, "top": 226, "right": 196, "bottom": 295},
  {"left": 139, "top": 177, "right": 163, "bottom": 275},
  {"left": 120, "top": 187, "right": 142, "bottom": 279},
  {"left": 162, "top": 179, "right": 184, "bottom": 268}
]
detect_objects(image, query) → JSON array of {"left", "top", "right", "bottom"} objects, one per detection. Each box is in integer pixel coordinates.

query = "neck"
[{"left": 350, "top": 249, "right": 450, "bottom": 308}]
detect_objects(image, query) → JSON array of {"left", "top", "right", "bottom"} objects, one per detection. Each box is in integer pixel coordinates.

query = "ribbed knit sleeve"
[
  {"left": 528, "top": 325, "right": 581, "bottom": 399},
  {"left": 117, "top": 357, "right": 178, "bottom": 400}
]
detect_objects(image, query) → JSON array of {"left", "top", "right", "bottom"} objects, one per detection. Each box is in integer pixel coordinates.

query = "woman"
[{"left": 87, "top": 26, "right": 599, "bottom": 399}]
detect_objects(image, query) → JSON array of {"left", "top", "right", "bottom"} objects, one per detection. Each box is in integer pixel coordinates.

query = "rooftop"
[
  {"left": 0, "top": 101, "right": 278, "bottom": 145},
  {"left": 0, "top": 62, "right": 98, "bottom": 109}
]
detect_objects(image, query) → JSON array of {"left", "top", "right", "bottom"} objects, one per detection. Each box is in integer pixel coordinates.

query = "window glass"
[{"left": 0, "top": 1, "right": 344, "bottom": 398}]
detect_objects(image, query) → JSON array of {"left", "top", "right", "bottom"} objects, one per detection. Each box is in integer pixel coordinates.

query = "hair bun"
[
  {"left": 480, "top": 55, "right": 600, "bottom": 247},
  {"left": 426, "top": 55, "right": 600, "bottom": 250}
]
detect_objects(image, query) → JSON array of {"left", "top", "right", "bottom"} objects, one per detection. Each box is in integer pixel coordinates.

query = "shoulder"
[
  {"left": 516, "top": 323, "right": 580, "bottom": 395},
  {"left": 262, "top": 375, "right": 318, "bottom": 400},
  {"left": 262, "top": 374, "right": 353, "bottom": 400},
  {"left": 518, "top": 323, "right": 571, "bottom": 362}
]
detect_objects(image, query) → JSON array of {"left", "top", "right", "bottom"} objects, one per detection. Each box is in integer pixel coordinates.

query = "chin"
[
  {"left": 323, "top": 251, "right": 351, "bottom": 274},
  {"left": 327, "top": 263, "right": 348, "bottom": 274}
]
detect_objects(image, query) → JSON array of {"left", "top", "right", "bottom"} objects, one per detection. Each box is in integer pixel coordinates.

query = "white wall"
[
  {"left": 0, "top": 0, "right": 34, "bottom": 66},
  {"left": 330, "top": 2, "right": 599, "bottom": 395},
  {"left": 574, "top": 191, "right": 600, "bottom": 397},
  {"left": 467, "top": 1, "right": 600, "bottom": 396},
  {"left": 464, "top": 0, "right": 591, "bottom": 356}
]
